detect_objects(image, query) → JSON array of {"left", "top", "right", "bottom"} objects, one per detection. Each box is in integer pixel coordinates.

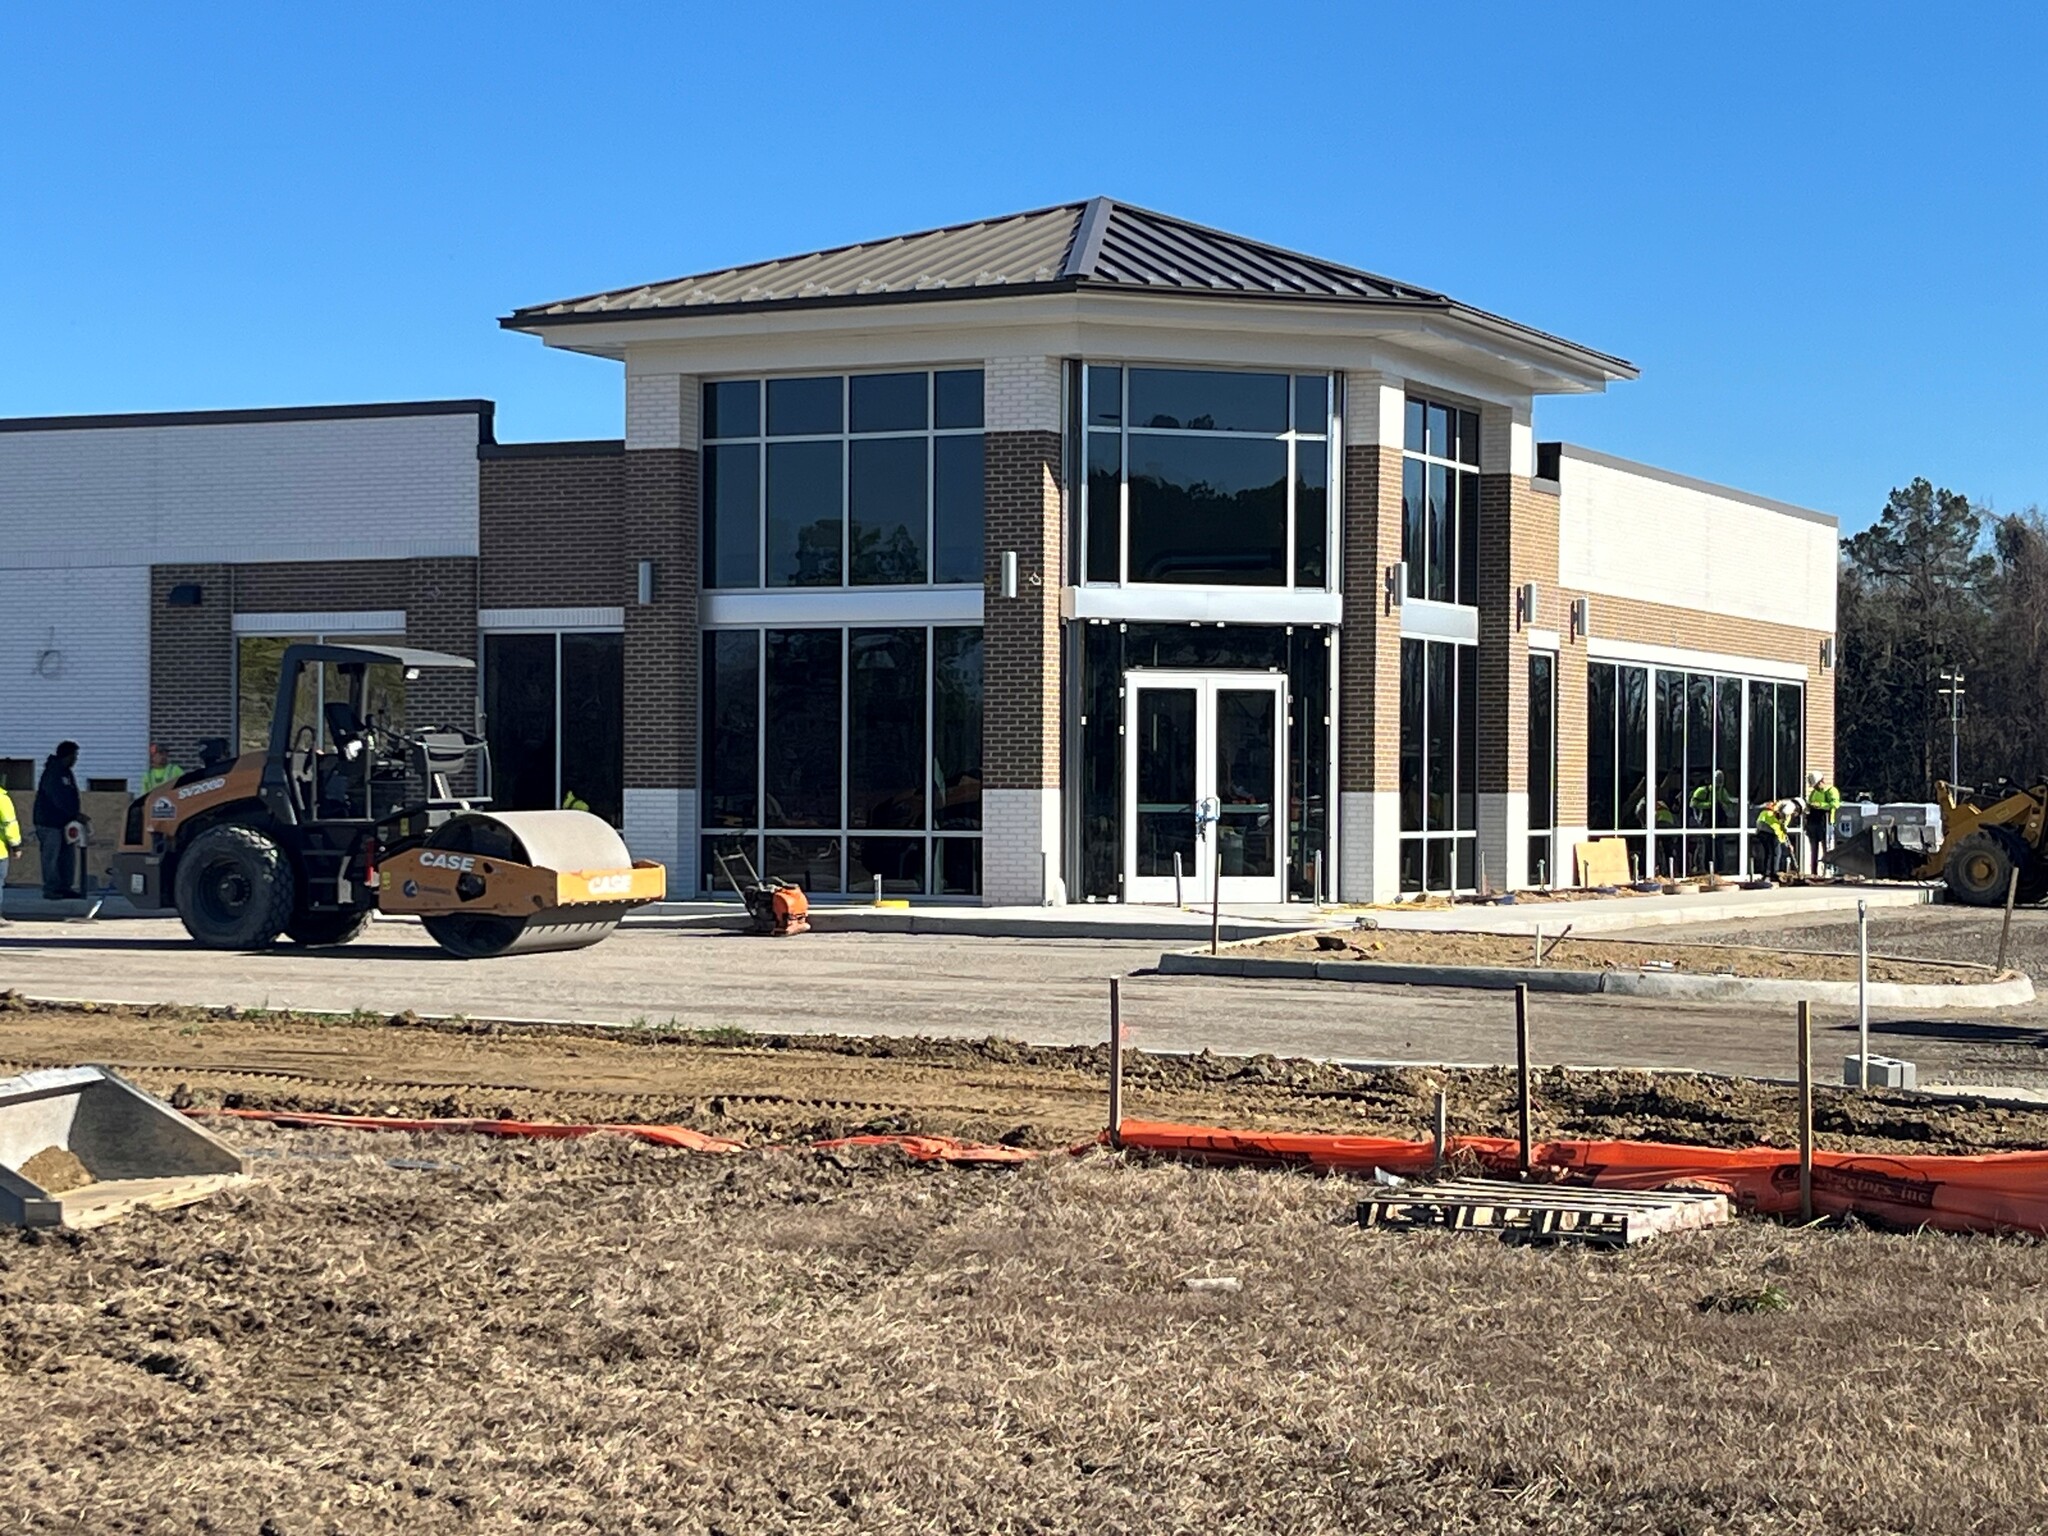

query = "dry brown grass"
[{"left": 4, "top": 1125, "right": 2047, "bottom": 1533}]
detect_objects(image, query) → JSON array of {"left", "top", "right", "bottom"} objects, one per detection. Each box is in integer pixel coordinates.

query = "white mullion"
[
  {"left": 1285, "top": 431, "right": 1297, "bottom": 590},
  {"left": 755, "top": 435, "right": 767, "bottom": 591},
  {"left": 840, "top": 377, "right": 851, "bottom": 589},
  {"left": 1118, "top": 368, "right": 1130, "bottom": 586}
]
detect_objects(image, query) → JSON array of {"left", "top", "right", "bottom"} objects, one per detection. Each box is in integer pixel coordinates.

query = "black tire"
[
  {"left": 1987, "top": 824, "right": 2048, "bottom": 904},
  {"left": 174, "top": 824, "right": 296, "bottom": 949},
  {"left": 1944, "top": 829, "right": 2021, "bottom": 907},
  {"left": 284, "top": 907, "right": 373, "bottom": 948}
]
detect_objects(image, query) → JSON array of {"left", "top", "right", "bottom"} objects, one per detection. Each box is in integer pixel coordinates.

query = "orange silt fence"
[{"left": 1114, "top": 1119, "right": 2048, "bottom": 1237}]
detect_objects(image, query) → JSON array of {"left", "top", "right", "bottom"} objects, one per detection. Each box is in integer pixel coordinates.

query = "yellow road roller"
[{"left": 113, "top": 642, "right": 663, "bottom": 957}]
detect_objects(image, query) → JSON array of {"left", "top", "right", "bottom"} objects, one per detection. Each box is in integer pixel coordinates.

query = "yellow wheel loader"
[
  {"left": 1918, "top": 780, "right": 2048, "bottom": 907},
  {"left": 114, "top": 643, "right": 663, "bottom": 956}
]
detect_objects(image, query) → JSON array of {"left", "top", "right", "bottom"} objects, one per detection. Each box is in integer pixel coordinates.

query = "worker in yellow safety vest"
[
  {"left": 1755, "top": 799, "right": 1792, "bottom": 882},
  {"left": 561, "top": 789, "right": 591, "bottom": 813},
  {"left": 1804, "top": 771, "right": 1842, "bottom": 875},
  {"left": 0, "top": 782, "right": 21, "bottom": 923},
  {"left": 141, "top": 742, "right": 184, "bottom": 795}
]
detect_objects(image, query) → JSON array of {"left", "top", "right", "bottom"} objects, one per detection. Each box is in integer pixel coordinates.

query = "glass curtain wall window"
[
  {"left": 1398, "top": 637, "right": 1478, "bottom": 892},
  {"left": 702, "top": 371, "right": 985, "bottom": 590},
  {"left": 1401, "top": 396, "right": 1481, "bottom": 605},
  {"left": 1527, "top": 652, "right": 1557, "bottom": 885},
  {"left": 1587, "top": 662, "right": 1805, "bottom": 879},
  {"left": 700, "top": 624, "right": 983, "bottom": 897},
  {"left": 1080, "top": 366, "right": 1331, "bottom": 588},
  {"left": 481, "top": 632, "right": 626, "bottom": 827}
]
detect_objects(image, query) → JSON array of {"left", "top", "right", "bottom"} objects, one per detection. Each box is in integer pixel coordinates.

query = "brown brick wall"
[
  {"left": 479, "top": 449, "right": 627, "bottom": 609},
  {"left": 1338, "top": 443, "right": 1404, "bottom": 794},
  {"left": 149, "top": 564, "right": 233, "bottom": 763},
  {"left": 621, "top": 447, "right": 698, "bottom": 790},
  {"left": 984, "top": 431, "right": 1062, "bottom": 789},
  {"left": 1476, "top": 473, "right": 1566, "bottom": 794},
  {"left": 148, "top": 557, "right": 481, "bottom": 763}
]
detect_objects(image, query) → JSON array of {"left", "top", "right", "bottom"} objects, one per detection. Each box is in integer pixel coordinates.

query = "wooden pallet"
[{"left": 1357, "top": 1178, "right": 1731, "bottom": 1247}]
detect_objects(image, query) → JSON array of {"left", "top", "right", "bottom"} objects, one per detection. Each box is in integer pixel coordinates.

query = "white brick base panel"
[
  {"left": 623, "top": 788, "right": 698, "bottom": 895},
  {"left": 1339, "top": 790, "right": 1401, "bottom": 905},
  {"left": 983, "top": 787, "right": 1064, "bottom": 905},
  {"left": 1477, "top": 792, "right": 1529, "bottom": 894}
]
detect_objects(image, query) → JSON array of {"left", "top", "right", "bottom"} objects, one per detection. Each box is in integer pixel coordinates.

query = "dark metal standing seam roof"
[{"left": 502, "top": 198, "right": 1635, "bottom": 376}]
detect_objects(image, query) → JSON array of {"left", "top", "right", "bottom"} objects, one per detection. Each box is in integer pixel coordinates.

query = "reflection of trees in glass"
[
  {"left": 790, "top": 520, "right": 842, "bottom": 585},
  {"left": 851, "top": 523, "right": 925, "bottom": 586},
  {"left": 932, "top": 628, "right": 982, "bottom": 829},
  {"left": 1125, "top": 442, "right": 1288, "bottom": 583}
]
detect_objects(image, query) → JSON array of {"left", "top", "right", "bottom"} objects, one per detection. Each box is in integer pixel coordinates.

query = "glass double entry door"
[{"left": 1124, "top": 671, "right": 1288, "bottom": 904}]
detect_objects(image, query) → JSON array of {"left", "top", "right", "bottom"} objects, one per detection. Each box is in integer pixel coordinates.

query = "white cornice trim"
[
  {"left": 1063, "top": 585, "right": 1343, "bottom": 626},
  {"left": 1587, "top": 635, "right": 1812, "bottom": 682},
  {"left": 701, "top": 587, "right": 984, "bottom": 627}
]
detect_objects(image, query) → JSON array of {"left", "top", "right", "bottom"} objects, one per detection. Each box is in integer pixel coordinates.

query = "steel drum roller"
[{"left": 418, "top": 810, "right": 638, "bottom": 959}]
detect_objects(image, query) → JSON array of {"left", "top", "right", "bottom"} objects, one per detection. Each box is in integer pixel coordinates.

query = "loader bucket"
[
  {"left": 0, "top": 1066, "right": 250, "bottom": 1230},
  {"left": 379, "top": 809, "right": 665, "bottom": 958}
]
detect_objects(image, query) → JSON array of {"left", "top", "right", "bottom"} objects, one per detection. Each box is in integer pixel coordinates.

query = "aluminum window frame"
[
  {"left": 701, "top": 369, "right": 986, "bottom": 594},
  {"left": 1397, "top": 634, "right": 1479, "bottom": 895},
  {"left": 1078, "top": 363, "right": 1335, "bottom": 591},
  {"left": 476, "top": 622, "right": 626, "bottom": 820}
]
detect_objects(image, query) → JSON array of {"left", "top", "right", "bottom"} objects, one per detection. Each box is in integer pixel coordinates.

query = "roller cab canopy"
[{"left": 277, "top": 642, "right": 474, "bottom": 672}]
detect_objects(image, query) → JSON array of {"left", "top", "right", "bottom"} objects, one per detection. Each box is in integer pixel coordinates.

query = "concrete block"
[{"left": 1844, "top": 1054, "right": 1917, "bottom": 1090}]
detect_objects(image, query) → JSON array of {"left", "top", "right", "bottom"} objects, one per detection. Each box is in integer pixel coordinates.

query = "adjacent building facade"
[{"left": 1, "top": 199, "right": 1838, "bottom": 904}]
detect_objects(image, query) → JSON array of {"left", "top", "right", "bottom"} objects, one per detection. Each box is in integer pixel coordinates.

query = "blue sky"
[{"left": 4, "top": 3, "right": 2042, "bottom": 532}]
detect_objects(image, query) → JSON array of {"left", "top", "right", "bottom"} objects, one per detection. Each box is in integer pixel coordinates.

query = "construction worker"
[
  {"left": 561, "top": 789, "right": 591, "bottom": 813},
  {"left": 1689, "top": 770, "right": 1736, "bottom": 825},
  {"left": 1804, "top": 770, "right": 1842, "bottom": 874},
  {"left": 141, "top": 742, "right": 183, "bottom": 795},
  {"left": 0, "top": 779, "right": 21, "bottom": 923},
  {"left": 33, "top": 741, "right": 85, "bottom": 900},
  {"left": 1755, "top": 798, "right": 1791, "bottom": 882}
]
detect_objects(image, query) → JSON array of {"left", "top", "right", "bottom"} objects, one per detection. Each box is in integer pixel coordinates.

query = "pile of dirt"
[
  {"left": 18, "top": 1146, "right": 91, "bottom": 1193},
  {"left": 1257, "top": 928, "right": 1988, "bottom": 984}
]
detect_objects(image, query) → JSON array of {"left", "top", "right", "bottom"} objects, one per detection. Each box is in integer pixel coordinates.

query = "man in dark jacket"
[{"left": 33, "top": 741, "right": 84, "bottom": 900}]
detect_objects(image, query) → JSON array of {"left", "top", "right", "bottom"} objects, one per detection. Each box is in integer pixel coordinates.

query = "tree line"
[{"left": 1837, "top": 478, "right": 2048, "bottom": 803}]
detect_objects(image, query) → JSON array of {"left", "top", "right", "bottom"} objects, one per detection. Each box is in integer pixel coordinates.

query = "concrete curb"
[
  {"left": 1156, "top": 950, "right": 2036, "bottom": 1010},
  {"left": 623, "top": 906, "right": 1317, "bottom": 943},
  {"left": 1359, "top": 883, "right": 1942, "bottom": 935}
]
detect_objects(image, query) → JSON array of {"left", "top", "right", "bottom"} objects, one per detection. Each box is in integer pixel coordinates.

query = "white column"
[{"left": 983, "top": 788, "right": 1063, "bottom": 905}]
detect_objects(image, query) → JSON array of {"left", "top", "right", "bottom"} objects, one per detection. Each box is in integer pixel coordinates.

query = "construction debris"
[{"left": 1356, "top": 1177, "right": 1732, "bottom": 1247}]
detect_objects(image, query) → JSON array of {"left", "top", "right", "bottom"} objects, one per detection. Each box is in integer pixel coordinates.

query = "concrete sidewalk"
[{"left": 0, "top": 877, "right": 1940, "bottom": 942}]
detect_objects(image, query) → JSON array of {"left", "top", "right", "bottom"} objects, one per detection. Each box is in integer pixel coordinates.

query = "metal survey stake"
[
  {"left": 1857, "top": 900, "right": 1869, "bottom": 1090},
  {"left": 1107, "top": 978, "right": 1124, "bottom": 1148},
  {"left": 1515, "top": 983, "right": 1532, "bottom": 1176},
  {"left": 1798, "top": 999, "right": 1814, "bottom": 1221}
]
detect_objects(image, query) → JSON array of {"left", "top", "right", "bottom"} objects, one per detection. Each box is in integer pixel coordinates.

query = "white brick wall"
[
  {"left": 623, "top": 787, "right": 698, "bottom": 894},
  {"left": 984, "top": 356, "right": 1061, "bottom": 434},
  {"left": 1558, "top": 447, "right": 1837, "bottom": 633},
  {"left": 625, "top": 372, "right": 698, "bottom": 451},
  {"left": 0, "top": 564, "right": 150, "bottom": 785},
  {"left": 1339, "top": 790, "right": 1401, "bottom": 904},
  {"left": 0, "top": 412, "right": 482, "bottom": 569},
  {"left": 1342, "top": 373, "right": 1404, "bottom": 449},
  {"left": 1477, "top": 791, "right": 1528, "bottom": 893},
  {"left": 983, "top": 787, "right": 1062, "bottom": 904}
]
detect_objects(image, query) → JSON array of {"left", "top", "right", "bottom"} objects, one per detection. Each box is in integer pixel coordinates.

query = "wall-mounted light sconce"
[
  {"left": 1517, "top": 581, "right": 1540, "bottom": 628},
  {"left": 167, "top": 583, "right": 203, "bottom": 607},
  {"left": 1000, "top": 550, "right": 1019, "bottom": 599},
  {"left": 1820, "top": 637, "right": 1837, "bottom": 670},
  {"left": 1384, "top": 561, "right": 1406, "bottom": 610},
  {"left": 1570, "top": 595, "right": 1590, "bottom": 643},
  {"left": 636, "top": 560, "right": 656, "bottom": 606}
]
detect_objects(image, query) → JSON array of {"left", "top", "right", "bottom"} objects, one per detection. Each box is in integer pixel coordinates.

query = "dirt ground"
[
  {"left": 1258, "top": 927, "right": 1989, "bottom": 984},
  {"left": 6, "top": 997, "right": 2048, "bottom": 1157},
  {"left": 4, "top": 1125, "right": 2046, "bottom": 1535}
]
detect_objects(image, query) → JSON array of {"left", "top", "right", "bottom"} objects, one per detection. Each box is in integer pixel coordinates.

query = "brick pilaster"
[
  {"left": 149, "top": 563, "right": 233, "bottom": 761},
  {"left": 620, "top": 447, "right": 698, "bottom": 792},
  {"left": 983, "top": 431, "right": 1062, "bottom": 792}
]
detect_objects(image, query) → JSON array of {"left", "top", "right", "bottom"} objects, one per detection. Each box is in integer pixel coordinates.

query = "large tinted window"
[
  {"left": 1126, "top": 436, "right": 1287, "bottom": 584},
  {"left": 703, "top": 371, "right": 983, "bottom": 591},
  {"left": 1402, "top": 395, "right": 1481, "bottom": 604},
  {"left": 703, "top": 631, "right": 759, "bottom": 829},
  {"left": 848, "top": 627, "right": 925, "bottom": 829},
  {"left": 1081, "top": 365, "right": 1329, "bottom": 590},
  {"left": 483, "top": 631, "right": 623, "bottom": 827},
  {"left": 704, "top": 624, "right": 983, "bottom": 896},
  {"left": 1399, "top": 636, "right": 1477, "bottom": 891}
]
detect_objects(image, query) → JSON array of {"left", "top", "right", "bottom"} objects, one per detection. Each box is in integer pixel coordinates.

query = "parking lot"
[{"left": 6, "top": 905, "right": 2047, "bottom": 1085}]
